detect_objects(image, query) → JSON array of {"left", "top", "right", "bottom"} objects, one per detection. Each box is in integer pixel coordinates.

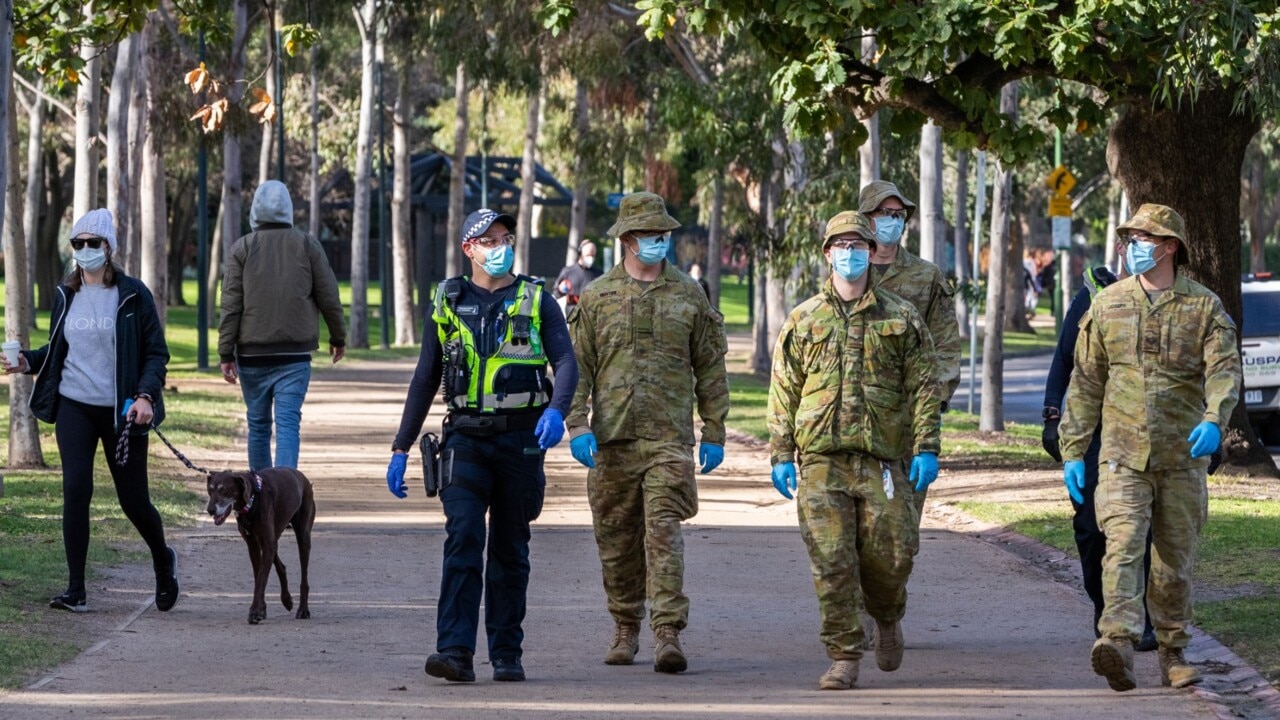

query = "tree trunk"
[
  {"left": 858, "top": 34, "right": 879, "bottom": 189},
  {"left": 349, "top": 0, "right": 377, "bottom": 349},
  {"left": 707, "top": 172, "right": 724, "bottom": 308},
  {"left": 980, "top": 82, "right": 1017, "bottom": 433},
  {"left": 125, "top": 25, "right": 147, "bottom": 277},
  {"left": 391, "top": 54, "right": 417, "bottom": 345},
  {"left": 23, "top": 76, "right": 46, "bottom": 323},
  {"left": 3, "top": 60, "right": 45, "bottom": 468},
  {"left": 1107, "top": 89, "right": 1271, "bottom": 474},
  {"left": 953, "top": 149, "right": 971, "bottom": 338},
  {"left": 918, "top": 120, "right": 943, "bottom": 264},
  {"left": 1003, "top": 186, "right": 1033, "bottom": 333},
  {"left": 140, "top": 96, "right": 167, "bottom": 324},
  {"left": 258, "top": 26, "right": 276, "bottom": 185},
  {"left": 446, "top": 63, "right": 468, "bottom": 277},
  {"left": 167, "top": 175, "right": 192, "bottom": 305},
  {"left": 216, "top": 0, "right": 250, "bottom": 329},
  {"left": 750, "top": 256, "right": 770, "bottom": 375},
  {"left": 207, "top": 200, "right": 225, "bottom": 327},
  {"left": 309, "top": 39, "right": 321, "bottom": 241},
  {"left": 566, "top": 79, "right": 589, "bottom": 266},
  {"left": 73, "top": 2, "right": 102, "bottom": 220},
  {"left": 38, "top": 147, "right": 68, "bottom": 307},
  {"left": 1105, "top": 190, "right": 1119, "bottom": 273},
  {"left": 1247, "top": 148, "right": 1266, "bottom": 273},
  {"left": 515, "top": 77, "right": 542, "bottom": 276},
  {"left": 106, "top": 34, "right": 138, "bottom": 269}
]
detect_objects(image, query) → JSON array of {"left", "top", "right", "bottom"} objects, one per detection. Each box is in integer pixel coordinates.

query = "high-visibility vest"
[{"left": 432, "top": 276, "right": 549, "bottom": 412}]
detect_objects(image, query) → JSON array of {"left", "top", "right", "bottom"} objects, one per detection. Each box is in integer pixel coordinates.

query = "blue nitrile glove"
[
  {"left": 535, "top": 408, "right": 565, "bottom": 449},
  {"left": 570, "top": 433, "right": 598, "bottom": 468},
  {"left": 386, "top": 453, "right": 408, "bottom": 498},
  {"left": 771, "top": 462, "right": 798, "bottom": 500},
  {"left": 1064, "top": 460, "right": 1086, "bottom": 505},
  {"left": 909, "top": 452, "right": 939, "bottom": 492},
  {"left": 699, "top": 443, "right": 724, "bottom": 474},
  {"left": 1187, "top": 421, "right": 1221, "bottom": 459}
]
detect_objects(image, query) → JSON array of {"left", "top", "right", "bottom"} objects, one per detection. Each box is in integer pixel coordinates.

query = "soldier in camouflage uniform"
[
  {"left": 567, "top": 192, "right": 730, "bottom": 674},
  {"left": 768, "top": 211, "right": 942, "bottom": 690},
  {"left": 859, "top": 181, "right": 960, "bottom": 522},
  {"left": 1060, "top": 204, "right": 1239, "bottom": 692}
]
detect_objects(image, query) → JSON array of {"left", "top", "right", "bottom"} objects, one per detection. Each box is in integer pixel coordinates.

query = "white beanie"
[{"left": 70, "top": 209, "right": 118, "bottom": 253}]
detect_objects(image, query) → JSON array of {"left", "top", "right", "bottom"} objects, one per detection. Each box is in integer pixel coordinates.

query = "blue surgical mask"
[
  {"left": 831, "top": 247, "right": 871, "bottom": 282},
  {"left": 74, "top": 247, "right": 107, "bottom": 272},
  {"left": 633, "top": 234, "right": 670, "bottom": 265},
  {"left": 874, "top": 216, "right": 905, "bottom": 246},
  {"left": 1125, "top": 240, "right": 1162, "bottom": 276},
  {"left": 480, "top": 244, "right": 514, "bottom": 277}
]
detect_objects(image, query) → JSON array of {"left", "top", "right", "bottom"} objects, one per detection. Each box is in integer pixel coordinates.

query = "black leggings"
[{"left": 55, "top": 397, "right": 168, "bottom": 588}]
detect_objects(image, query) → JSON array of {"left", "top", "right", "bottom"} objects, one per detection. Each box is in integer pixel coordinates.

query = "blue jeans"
[
  {"left": 237, "top": 361, "right": 311, "bottom": 470},
  {"left": 436, "top": 426, "right": 546, "bottom": 660}
]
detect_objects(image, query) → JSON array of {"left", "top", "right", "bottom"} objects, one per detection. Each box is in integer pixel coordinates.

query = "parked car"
[{"left": 1241, "top": 273, "right": 1280, "bottom": 445}]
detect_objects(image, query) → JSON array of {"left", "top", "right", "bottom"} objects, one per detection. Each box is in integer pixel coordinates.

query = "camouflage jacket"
[
  {"left": 1061, "top": 274, "right": 1240, "bottom": 472},
  {"left": 768, "top": 280, "right": 942, "bottom": 466},
  {"left": 567, "top": 261, "right": 730, "bottom": 446},
  {"left": 871, "top": 246, "right": 961, "bottom": 403}
]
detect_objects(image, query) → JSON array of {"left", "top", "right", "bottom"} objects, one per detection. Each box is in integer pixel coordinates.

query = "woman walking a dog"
[{"left": 2, "top": 209, "right": 179, "bottom": 614}]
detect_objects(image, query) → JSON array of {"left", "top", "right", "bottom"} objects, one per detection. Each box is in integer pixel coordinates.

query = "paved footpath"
[{"left": 0, "top": 359, "right": 1216, "bottom": 719}]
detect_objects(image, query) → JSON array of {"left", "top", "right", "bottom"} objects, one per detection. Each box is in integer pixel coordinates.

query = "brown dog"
[{"left": 206, "top": 468, "right": 315, "bottom": 624}]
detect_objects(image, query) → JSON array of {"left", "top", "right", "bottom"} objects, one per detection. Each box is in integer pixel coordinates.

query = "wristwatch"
[{"left": 1042, "top": 407, "right": 1060, "bottom": 420}]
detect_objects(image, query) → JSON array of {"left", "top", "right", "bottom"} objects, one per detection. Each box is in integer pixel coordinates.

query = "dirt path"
[{"left": 0, "top": 358, "right": 1222, "bottom": 719}]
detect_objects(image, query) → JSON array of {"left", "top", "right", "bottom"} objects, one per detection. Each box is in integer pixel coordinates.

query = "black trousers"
[
  {"left": 55, "top": 397, "right": 169, "bottom": 588},
  {"left": 1075, "top": 431, "right": 1153, "bottom": 634}
]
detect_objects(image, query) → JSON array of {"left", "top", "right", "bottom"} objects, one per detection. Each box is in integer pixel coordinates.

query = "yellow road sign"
[
  {"left": 1045, "top": 166, "right": 1076, "bottom": 195},
  {"left": 1048, "top": 196, "right": 1072, "bottom": 217}
]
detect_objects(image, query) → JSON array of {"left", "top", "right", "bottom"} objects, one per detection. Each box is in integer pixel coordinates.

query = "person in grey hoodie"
[{"left": 218, "top": 180, "right": 347, "bottom": 470}]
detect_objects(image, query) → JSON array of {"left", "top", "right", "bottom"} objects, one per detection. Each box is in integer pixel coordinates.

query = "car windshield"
[{"left": 1242, "top": 290, "right": 1280, "bottom": 338}]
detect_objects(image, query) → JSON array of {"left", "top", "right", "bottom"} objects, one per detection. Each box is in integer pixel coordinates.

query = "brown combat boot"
[
  {"left": 1091, "top": 637, "right": 1137, "bottom": 692},
  {"left": 653, "top": 625, "right": 687, "bottom": 674},
  {"left": 818, "top": 660, "right": 859, "bottom": 690},
  {"left": 874, "top": 619, "right": 904, "bottom": 672},
  {"left": 604, "top": 622, "right": 640, "bottom": 665},
  {"left": 1158, "top": 646, "right": 1202, "bottom": 688}
]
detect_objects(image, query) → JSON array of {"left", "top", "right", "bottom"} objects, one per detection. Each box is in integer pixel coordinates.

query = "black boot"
[
  {"left": 492, "top": 657, "right": 525, "bottom": 682},
  {"left": 425, "top": 648, "right": 475, "bottom": 682},
  {"left": 50, "top": 584, "right": 88, "bottom": 613}
]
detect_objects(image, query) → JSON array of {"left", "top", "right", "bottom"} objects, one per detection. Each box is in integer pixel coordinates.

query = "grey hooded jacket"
[{"left": 218, "top": 181, "right": 347, "bottom": 361}]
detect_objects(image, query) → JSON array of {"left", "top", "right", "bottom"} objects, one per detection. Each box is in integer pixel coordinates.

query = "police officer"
[
  {"left": 1060, "top": 204, "right": 1240, "bottom": 692},
  {"left": 768, "top": 211, "right": 942, "bottom": 690},
  {"left": 858, "top": 181, "right": 960, "bottom": 520},
  {"left": 385, "top": 208, "right": 579, "bottom": 684},
  {"left": 567, "top": 191, "right": 730, "bottom": 674}
]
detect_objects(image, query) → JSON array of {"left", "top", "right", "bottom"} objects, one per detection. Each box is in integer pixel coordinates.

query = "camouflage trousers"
[
  {"left": 1096, "top": 462, "right": 1207, "bottom": 649},
  {"left": 798, "top": 451, "right": 920, "bottom": 660},
  {"left": 587, "top": 439, "right": 697, "bottom": 631}
]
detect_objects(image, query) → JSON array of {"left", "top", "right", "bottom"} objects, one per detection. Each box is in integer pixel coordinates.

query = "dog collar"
[{"left": 237, "top": 473, "right": 263, "bottom": 515}]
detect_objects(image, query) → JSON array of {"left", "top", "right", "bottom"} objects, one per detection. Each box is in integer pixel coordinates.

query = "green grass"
[
  {"left": 956, "top": 497, "right": 1280, "bottom": 684},
  {"left": 726, "top": 371, "right": 771, "bottom": 441},
  {"left": 959, "top": 328, "right": 1061, "bottom": 360},
  {"left": 0, "top": 363, "right": 243, "bottom": 688},
  {"left": 718, "top": 279, "right": 752, "bottom": 333},
  {"left": 940, "top": 411, "right": 1057, "bottom": 467}
]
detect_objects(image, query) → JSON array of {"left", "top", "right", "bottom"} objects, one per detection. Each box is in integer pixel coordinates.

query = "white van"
[{"left": 1241, "top": 274, "right": 1280, "bottom": 443}]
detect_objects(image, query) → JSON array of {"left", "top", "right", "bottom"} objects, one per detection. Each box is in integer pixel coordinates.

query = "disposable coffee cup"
[{"left": 2, "top": 340, "right": 22, "bottom": 368}]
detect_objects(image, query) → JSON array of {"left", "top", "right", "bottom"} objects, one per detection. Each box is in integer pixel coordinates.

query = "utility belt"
[
  {"left": 445, "top": 410, "right": 542, "bottom": 437},
  {"left": 418, "top": 410, "right": 543, "bottom": 499}
]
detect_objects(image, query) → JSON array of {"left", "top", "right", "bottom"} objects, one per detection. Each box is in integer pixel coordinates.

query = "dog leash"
[{"left": 115, "top": 418, "right": 213, "bottom": 476}]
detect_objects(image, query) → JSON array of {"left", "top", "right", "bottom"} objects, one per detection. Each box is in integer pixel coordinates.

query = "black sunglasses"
[{"left": 70, "top": 238, "right": 105, "bottom": 250}]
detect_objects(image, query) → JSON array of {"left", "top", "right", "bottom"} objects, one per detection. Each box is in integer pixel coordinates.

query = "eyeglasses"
[
  {"left": 869, "top": 208, "right": 908, "bottom": 221},
  {"left": 828, "top": 239, "right": 871, "bottom": 251},
  {"left": 468, "top": 234, "right": 515, "bottom": 249},
  {"left": 1121, "top": 232, "right": 1166, "bottom": 247},
  {"left": 70, "top": 238, "right": 105, "bottom": 250}
]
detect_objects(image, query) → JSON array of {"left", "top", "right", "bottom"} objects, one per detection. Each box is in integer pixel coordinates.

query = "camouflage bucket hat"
[
  {"left": 1117, "top": 203, "right": 1188, "bottom": 263},
  {"left": 606, "top": 192, "right": 681, "bottom": 238},
  {"left": 858, "top": 180, "right": 917, "bottom": 221},
  {"left": 1116, "top": 203, "right": 1186, "bottom": 243},
  {"left": 823, "top": 211, "right": 876, "bottom": 246}
]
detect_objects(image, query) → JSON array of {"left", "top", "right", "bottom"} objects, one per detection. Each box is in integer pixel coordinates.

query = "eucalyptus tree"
[{"left": 635, "top": 0, "right": 1280, "bottom": 470}]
